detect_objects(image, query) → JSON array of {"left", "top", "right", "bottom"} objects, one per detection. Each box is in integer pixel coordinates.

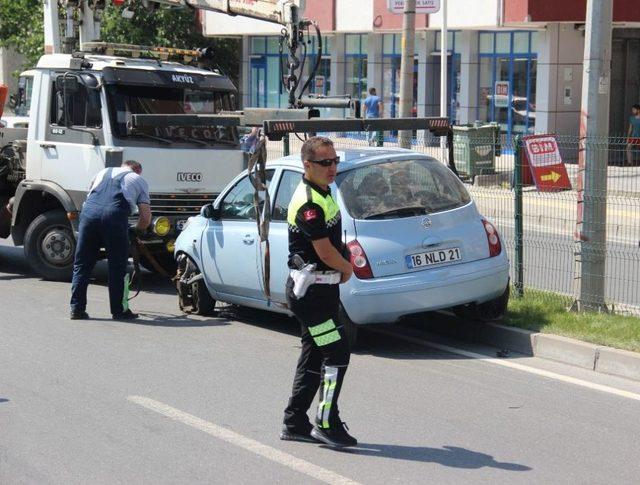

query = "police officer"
[
  {"left": 280, "top": 136, "right": 357, "bottom": 448},
  {"left": 69, "top": 160, "right": 151, "bottom": 320}
]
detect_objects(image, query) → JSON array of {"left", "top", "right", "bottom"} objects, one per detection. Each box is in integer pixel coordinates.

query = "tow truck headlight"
[{"left": 152, "top": 216, "right": 171, "bottom": 236}]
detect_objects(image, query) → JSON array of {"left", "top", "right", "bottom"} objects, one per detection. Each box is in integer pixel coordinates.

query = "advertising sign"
[
  {"left": 314, "top": 75, "right": 325, "bottom": 94},
  {"left": 388, "top": 0, "right": 441, "bottom": 14},
  {"left": 494, "top": 81, "right": 510, "bottom": 108},
  {"left": 522, "top": 135, "right": 572, "bottom": 192}
]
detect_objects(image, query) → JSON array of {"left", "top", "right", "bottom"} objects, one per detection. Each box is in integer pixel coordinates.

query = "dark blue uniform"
[{"left": 70, "top": 168, "right": 133, "bottom": 316}]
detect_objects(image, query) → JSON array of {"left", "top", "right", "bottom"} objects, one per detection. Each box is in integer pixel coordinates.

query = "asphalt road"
[{"left": 2, "top": 240, "right": 640, "bottom": 484}]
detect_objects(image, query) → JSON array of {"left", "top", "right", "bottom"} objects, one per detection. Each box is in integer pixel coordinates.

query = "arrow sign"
[
  {"left": 523, "top": 134, "right": 572, "bottom": 192},
  {"left": 540, "top": 171, "right": 561, "bottom": 183}
]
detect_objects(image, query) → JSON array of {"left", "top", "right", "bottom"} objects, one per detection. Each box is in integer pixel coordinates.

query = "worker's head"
[
  {"left": 632, "top": 104, "right": 640, "bottom": 115},
  {"left": 301, "top": 136, "right": 339, "bottom": 189},
  {"left": 123, "top": 160, "right": 142, "bottom": 175},
  {"left": 369, "top": 87, "right": 377, "bottom": 96}
]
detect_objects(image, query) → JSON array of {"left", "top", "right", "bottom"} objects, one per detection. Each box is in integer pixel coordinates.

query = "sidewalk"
[{"left": 419, "top": 317, "right": 640, "bottom": 383}]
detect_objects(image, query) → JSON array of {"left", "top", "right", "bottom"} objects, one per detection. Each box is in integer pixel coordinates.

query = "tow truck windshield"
[{"left": 105, "top": 83, "right": 238, "bottom": 145}]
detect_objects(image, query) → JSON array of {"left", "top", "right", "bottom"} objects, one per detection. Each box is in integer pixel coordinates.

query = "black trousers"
[{"left": 283, "top": 277, "right": 351, "bottom": 431}]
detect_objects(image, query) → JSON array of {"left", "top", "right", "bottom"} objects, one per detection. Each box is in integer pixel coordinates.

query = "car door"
[
  {"left": 268, "top": 168, "right": 304, "bottom": 304},
  {"left": 201, "top": 171, "right": 273, "bottom": 303}
]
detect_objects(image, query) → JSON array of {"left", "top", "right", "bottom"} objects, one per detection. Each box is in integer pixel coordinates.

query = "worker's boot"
[{"left": 311, "top": 421, "right": 357, "bottom": 448}]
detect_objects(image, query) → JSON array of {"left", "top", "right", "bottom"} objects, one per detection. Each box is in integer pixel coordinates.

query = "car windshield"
[
  {"left": 105, "top": 84, "right": 237, "bottom": 145},
  {"left": 336, "top": 158, "right": 471, "bottom": 220}
]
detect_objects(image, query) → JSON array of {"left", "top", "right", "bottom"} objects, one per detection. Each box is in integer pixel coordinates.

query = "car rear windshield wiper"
[{"left": 363, "top": 206, "right": 428, "bottom": 220}]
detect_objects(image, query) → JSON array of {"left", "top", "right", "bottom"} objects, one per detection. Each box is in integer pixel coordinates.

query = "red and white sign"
[
  {"left": 494, "top": 81, "right": 510, "bottom": 108},
  {"left": 388, "top": 0, "right": 441, "bottom": 14},
  {"left": 523, "top": 135, "right": 572, "bottom": 192}
]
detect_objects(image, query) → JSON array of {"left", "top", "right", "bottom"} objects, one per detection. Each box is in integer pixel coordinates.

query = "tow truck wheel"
[{"left": 24, "top": 209, "right": 75, "bottom": 281}]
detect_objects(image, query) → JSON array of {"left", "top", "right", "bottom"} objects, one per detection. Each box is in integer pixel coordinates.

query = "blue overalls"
[{"left": 70, "top": 168, "right": 132, "bottom": 316}]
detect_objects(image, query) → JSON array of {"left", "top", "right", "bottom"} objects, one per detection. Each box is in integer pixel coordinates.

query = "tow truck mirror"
[
  {"left": 56, "top": 75, "right": 80, "bottom": 94},
  {"left": 8, "top": 94, "right": 17, "bottom": 110}
]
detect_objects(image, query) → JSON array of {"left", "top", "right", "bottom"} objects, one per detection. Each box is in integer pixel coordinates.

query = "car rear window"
[{"left": 336, "top": 158, "right": 471, "bottom": 220}]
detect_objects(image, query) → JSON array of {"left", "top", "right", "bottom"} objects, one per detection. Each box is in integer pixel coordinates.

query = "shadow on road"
[
  {"left": 0, "top": 245, "right": 34, "bottom": 279},
  {"left": 337, "top": 443, "right": 532, "bottom": 471},
  {"left": 0, "top": 398, "right": 9, "bottom": 404},
  {"left": 84, "top": 311, "right": 231, "bottom": 328}
]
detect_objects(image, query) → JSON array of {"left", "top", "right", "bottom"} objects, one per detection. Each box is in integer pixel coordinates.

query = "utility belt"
[{"left": 289, "top": 268, "right": 341, "bottom": 299}]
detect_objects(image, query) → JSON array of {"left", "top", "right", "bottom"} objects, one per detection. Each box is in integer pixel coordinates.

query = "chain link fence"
[{"left": 266, "top": 130, "right": 640, "bottom": 316}]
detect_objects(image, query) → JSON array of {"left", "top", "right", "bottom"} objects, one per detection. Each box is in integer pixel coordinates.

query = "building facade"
[{"left": 203, "top": 0, "right": 640, "bottom": 137}]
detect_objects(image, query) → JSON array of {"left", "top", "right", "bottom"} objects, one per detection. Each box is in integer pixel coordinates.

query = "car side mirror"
[{"left": 201, "top": 203, "right": 220, "bottom": 220}]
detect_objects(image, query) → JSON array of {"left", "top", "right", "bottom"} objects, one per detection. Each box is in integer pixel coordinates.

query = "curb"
[{"left": 420, "top": 319, "right": 640, "bottom": 382}]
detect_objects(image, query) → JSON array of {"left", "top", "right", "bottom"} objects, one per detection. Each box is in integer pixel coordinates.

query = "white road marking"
[
  {"left": 371, "top": 328, "right": 640, "bottom": 403},
  {"left": 128, "top": 396, "right": 361, "bottom": 485}
]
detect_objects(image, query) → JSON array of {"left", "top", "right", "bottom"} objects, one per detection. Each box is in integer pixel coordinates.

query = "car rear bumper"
[{"left": 341, "top": 254, "right": 510, "bottom": 324}]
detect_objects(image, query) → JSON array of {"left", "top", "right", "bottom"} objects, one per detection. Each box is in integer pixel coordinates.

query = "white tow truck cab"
[{"left": 0, "top": 48, "right": 245, "bottom": 280}]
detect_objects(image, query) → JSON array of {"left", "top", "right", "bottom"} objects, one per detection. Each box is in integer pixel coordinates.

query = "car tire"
[
  {"left": 176, "top": 255, "right": 216, "bottom": 316},
  {"left": 24, "top": 209, "right": 75, "bottom": 281},
  {"left": 337, "top": 303, "right": 359, "bottom": 349},
  {"left": 454, "top": 285, "right": 510, "bottom": 322}
]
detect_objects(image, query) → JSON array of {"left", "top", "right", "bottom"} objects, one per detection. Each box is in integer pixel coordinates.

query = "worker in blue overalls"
[{"left": 69, "top": 160, "right": 151, "bottom": 320}]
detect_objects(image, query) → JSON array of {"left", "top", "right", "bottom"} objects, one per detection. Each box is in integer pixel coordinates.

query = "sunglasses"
[{"left": 310, "top": 157, "right": 340, "bottom": 167}]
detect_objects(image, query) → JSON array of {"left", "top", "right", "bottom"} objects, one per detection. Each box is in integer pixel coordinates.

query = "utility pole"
[
  {"left": 398, "top": 0, "right": 416, "bottom": 149},
  {"left": 574, "top": 0, "right": 613, "bottom": 312},
  {"left": 440, "top": 0, "right": 448, "bottom": 148}
]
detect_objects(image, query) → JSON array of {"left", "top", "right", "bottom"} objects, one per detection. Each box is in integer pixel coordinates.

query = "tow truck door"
[{"left": 38, "top": 73, "right": 105, "bottom": 205}]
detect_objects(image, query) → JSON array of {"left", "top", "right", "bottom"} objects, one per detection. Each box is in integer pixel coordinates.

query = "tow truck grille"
[{"left": 150, "top": 193, "right": 216, "bottom": 216}]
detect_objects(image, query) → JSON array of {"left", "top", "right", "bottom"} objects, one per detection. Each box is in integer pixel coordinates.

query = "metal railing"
[{"left": 266, "top": 131, "right": 640, "bottom": 316}]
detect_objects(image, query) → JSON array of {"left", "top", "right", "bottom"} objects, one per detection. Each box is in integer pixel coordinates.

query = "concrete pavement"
[{"left": 2, "top": 241, "right": 640, "bottom": 484}]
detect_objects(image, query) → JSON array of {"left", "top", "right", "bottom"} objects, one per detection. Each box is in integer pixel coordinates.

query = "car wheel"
[
  {"left": 454, "top": 285, "right": 510, "bottom": 322},
  {"left": 175, "top": 255, "right": 216, "bottom": 316},
  {"left": 476, "top": 284, "right": 510, "bottom": 322},
  {"left": 337, "top": 303, "right": 359, "bottom": 349},
  {"left": 24, "top": 209, "right": 75, "bottom": 281}
]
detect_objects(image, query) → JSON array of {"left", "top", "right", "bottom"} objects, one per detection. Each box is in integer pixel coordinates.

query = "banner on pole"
[{"left": 387, "top": 0, "right": 441, "bottom": 14}]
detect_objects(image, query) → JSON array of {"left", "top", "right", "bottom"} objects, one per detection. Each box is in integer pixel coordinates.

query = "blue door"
[{"left": 250, "top": 58, "right": 266, "bottom": 107}]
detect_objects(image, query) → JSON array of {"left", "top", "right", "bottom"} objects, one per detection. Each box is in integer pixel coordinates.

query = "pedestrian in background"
[
  {"left": 280, "top": 136, "right": 357, "bottom": 448},
  {"left": 70, "top": 160, "right": 151, "bottom": 320},
  {"left": 626, "top": 104, "right": 640, "bottom": 166},
  {"left": 363, "top": 87, "right": 383, "bottom": 146}
]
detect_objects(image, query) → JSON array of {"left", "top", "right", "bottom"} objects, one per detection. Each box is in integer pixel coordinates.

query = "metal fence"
[{"left": 266, "top": 130, "right": 640, "bottom": 316}]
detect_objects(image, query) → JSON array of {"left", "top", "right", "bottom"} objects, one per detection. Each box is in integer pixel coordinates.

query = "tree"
[
  {"left": 0, "top": 0, "right": 44, "bottom": 71},
  {"left": 0, "top": 1, "right": 239, "bottom": 84},
  {"left": 100, "top": 4, "right": 239, "bottom": 84}
]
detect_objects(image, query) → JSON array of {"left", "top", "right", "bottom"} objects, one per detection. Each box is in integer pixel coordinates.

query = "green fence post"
[
  {"left": 513, "top": 135, "right": 524, "bottom": 298},
  {"left": 283, "top": 134, "right": 290, "bottom": 157}
]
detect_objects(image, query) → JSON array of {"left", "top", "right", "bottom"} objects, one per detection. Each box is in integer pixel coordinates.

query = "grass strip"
[{"left": 505, "top": 289, "right": 640, "bottom": 353}]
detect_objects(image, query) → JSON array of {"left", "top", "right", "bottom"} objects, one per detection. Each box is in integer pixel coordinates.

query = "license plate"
[
  {"left": 406, "top": 247, "right": 462, "bottom": 268},
  {"left": 176, "top": 219, "right": 187, "bottom": 231}
]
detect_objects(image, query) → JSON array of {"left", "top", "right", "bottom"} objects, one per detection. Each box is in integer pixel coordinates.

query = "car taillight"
[
  {"left": 482, "top": 219, "right": 502, "bottom": 257},
  {"left": 347, "top": 240, "right": 373, "bottom": 279}
]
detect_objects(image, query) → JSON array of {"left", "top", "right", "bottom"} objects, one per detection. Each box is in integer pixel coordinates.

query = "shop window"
[
  {"left": 251, "top": 37, "right": 266, "bottom": 54},
  {"left": 496, "top": 32, "right": 511, "bottom": 53},
  {"left": 266, "top": 37, "right": 280, "bottom": 54},
  {"left": 480, "top": 32, "right": 494, "bottom": 54},
  {"left": 514, "top": 32, "right": 530, "bottom": 53}
]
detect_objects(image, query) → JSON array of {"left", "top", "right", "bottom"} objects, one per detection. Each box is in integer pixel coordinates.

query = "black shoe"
[
  {"left": 70, "top": 310, "right": 89, "bottom": 320},
  {"left": 311, "top": 422, "right": 357, "bottom": 448},
  {"left": 112, "top": 310, "right": 139, "bottom": 320},
  {"left": 279, "top": 425, "right": 320, "bottom": 443}
]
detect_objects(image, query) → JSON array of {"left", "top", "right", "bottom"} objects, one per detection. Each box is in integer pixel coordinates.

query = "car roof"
[{"left": 266, "top": 147, "right": 432, "bottom": 172}]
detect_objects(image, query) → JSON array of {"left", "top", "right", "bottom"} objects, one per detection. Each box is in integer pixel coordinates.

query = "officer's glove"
[{"left": 292, "top": 263, "right": 316, "bottom": 299}]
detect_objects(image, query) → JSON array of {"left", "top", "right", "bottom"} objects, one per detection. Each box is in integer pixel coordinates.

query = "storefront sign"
[
  {"left": 494, "top": 81, "right": 510, "bottom": 108},
  {"left": 387, "top": 0, "right": 440, "bottom": 14},
  {"left": 523, "top": 134, "right": 572, "bottom": 192}
]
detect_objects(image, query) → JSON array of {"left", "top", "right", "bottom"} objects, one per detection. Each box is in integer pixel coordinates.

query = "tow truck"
[{"left": 0, "top": 0, "right": 318, "bottom": 280}]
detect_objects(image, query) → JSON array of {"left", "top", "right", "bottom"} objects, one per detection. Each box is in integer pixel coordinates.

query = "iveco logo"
[
  {"left": 177, "top": 172, "right": 202, "bottom": 182},
  {"left": 421, "top": 217, "right": 432, "bottom": 229},
  {"left": 172, "top": 74, "right": 194, "bottom": 84}
]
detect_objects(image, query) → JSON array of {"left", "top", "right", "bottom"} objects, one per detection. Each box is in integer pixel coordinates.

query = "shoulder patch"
[{"left": 303, "top": 208, "right": 318, "bottom": 221}]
